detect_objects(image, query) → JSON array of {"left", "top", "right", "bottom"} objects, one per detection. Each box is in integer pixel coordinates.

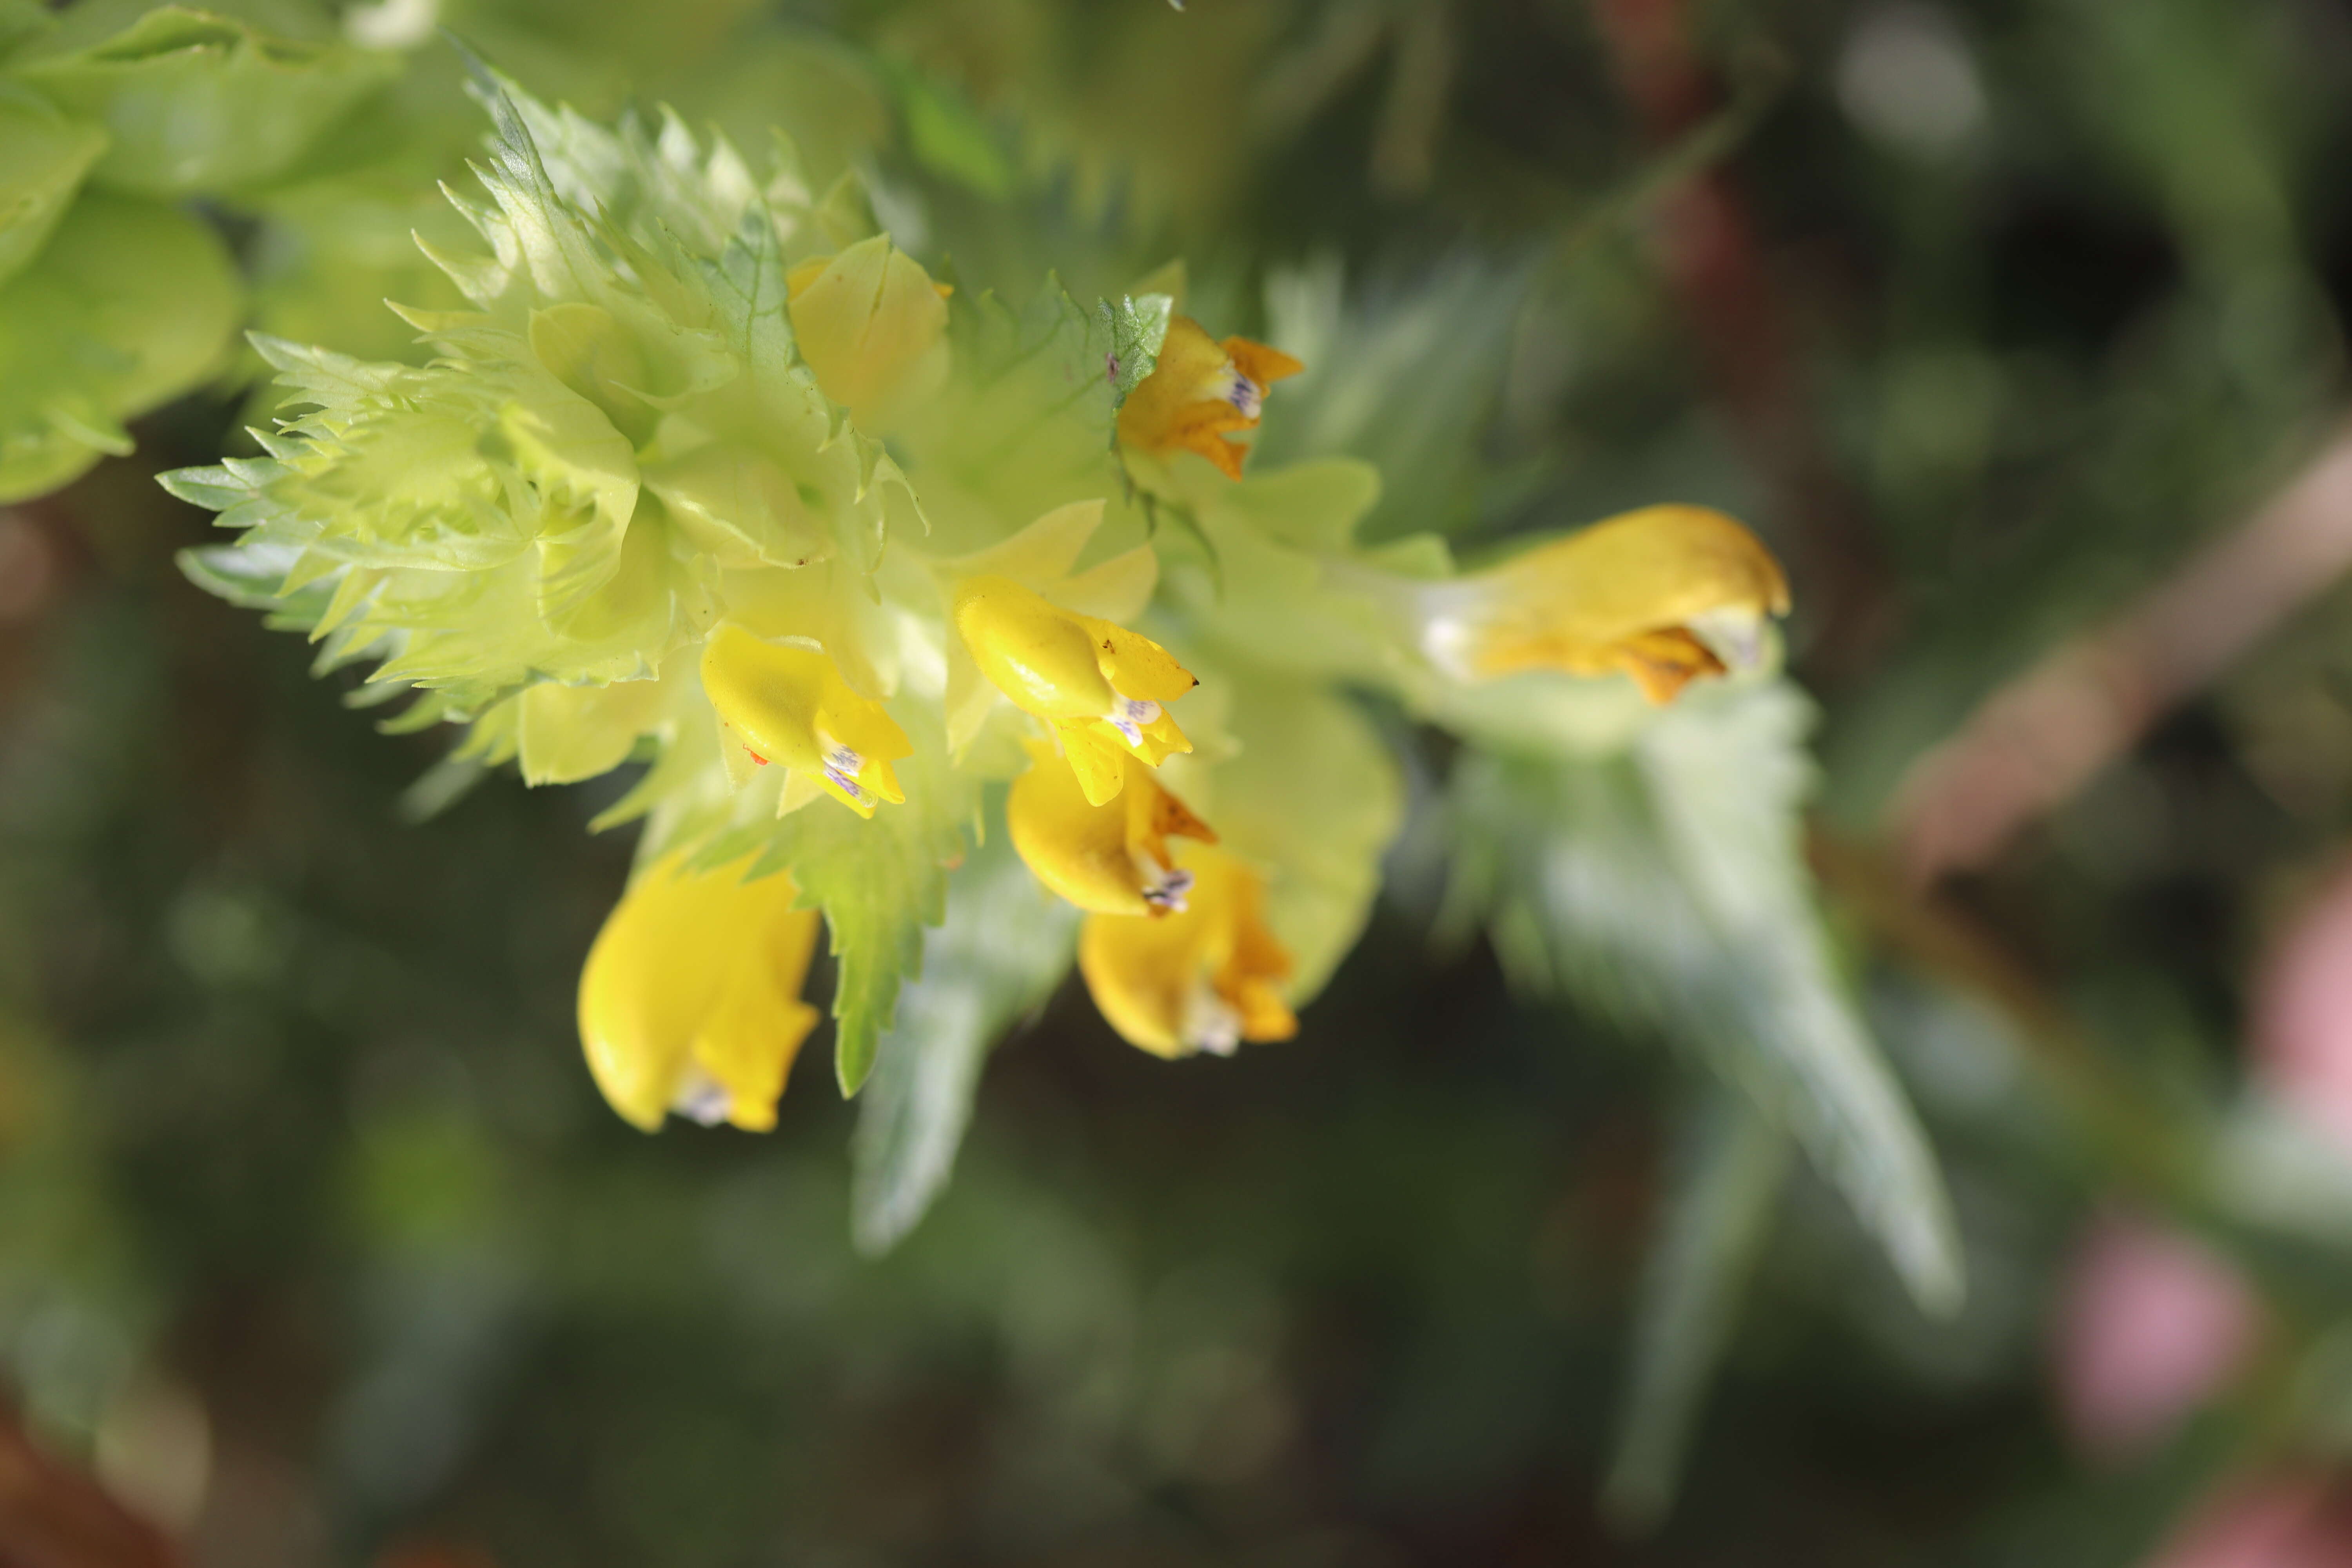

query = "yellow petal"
[
  {"left": 577, "top": 854, "right": 822, "bottom": 1131},
  {"left": 786, "top": 235, "right": 950, "bottom": 426},
  {"left": 1009, "top": 744, "right": 1217, "bottom": 916},
  {"left": 1116, "top": 316, "right": 1303, "bottom": 479},
  {"left": 1077, "top": 846, "right": 1298, "bottom": 1059},
  {"left": 953, "top": 574, "right": 1117, "bottom": 722},
  {"left": 700, "top": 622, "right": 912, "bottom": 817},
  {"left": 1425, "top": 505, "right": 1789, "bottom": 702},
  {"left": 952, "top": 575, "right": 1198, "bottom": 795}
]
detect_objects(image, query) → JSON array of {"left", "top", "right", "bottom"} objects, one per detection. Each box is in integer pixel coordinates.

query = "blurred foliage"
[{"left": 5, "top": 0, "right": 2352, "bottom": 1563}]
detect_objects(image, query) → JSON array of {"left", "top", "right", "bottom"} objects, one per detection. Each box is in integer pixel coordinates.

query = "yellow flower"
[
  {"left": 577, "top": 854, "right": 822, "bottom": 1132},
  {"left": 1116, "top": 315, "right": 1303, "bottom": 480},
  {"left": 786, "top": 235, "right": 952, "bottom": 426},
  {"left": 1419, "top": 505, "right": 1790, "bottom": 703},
  {"left": 1078, "top": 846, "right": 1298, "bottom": 1059},
  {"left": 1008, "top": 743, "right": 1218, "bottom": 916},
  {"left": 700, "top": 622, "right": 912, "bottom": 818},
  {"left": 951, "top": 573, "right": 1196, "bottom": 806}
]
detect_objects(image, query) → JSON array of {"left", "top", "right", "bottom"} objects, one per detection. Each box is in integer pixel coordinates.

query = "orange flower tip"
[{"left": 747, "top": 750, "right": 769, "bottom": 766}]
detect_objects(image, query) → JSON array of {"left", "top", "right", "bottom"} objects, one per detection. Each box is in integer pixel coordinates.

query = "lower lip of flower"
[{"left": 1108, "top": 695, "right": 1161, "bottom": 745}]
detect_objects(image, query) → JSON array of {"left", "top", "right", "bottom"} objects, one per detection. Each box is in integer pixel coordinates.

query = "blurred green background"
[{"left": 10, "top": 0, "right": 2352, "bottom": 1562}]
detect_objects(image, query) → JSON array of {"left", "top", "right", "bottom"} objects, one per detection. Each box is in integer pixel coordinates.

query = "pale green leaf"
[
  {"left": 1603, "top": 1087, "right": 1789, "bottom": 1532},
  {"left": 851, "top": 820, "right": 1078, "bottom": 1254},
  {"left": 1445, "top": 680, "right": 1964, "bottom": 1314},
  {"left": 1258, "top": 256, "right": 1535, "bottom": 541}
]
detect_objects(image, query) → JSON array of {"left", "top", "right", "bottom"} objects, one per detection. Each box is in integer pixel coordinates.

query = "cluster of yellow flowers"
[{"left": 168, "top": 75, "right": 1791, "bottom": 1146}]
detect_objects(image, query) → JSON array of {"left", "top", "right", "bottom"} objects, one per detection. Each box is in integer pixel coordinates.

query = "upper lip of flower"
[
  {"left": 699, "top": 622, "right": 911, "bottom": 818},
  {"left": 951, "top": 572, "right": 1198, "bottom": 805}
]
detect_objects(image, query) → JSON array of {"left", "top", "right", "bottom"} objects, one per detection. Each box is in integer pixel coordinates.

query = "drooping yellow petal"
[
  {"left": 1422, "top": 505, "right": 1790, "bottom": 703},
  {"left": 1008, "top": 744, "right": 1218, "bottom": 916},
  {"left": 700, "top": 622, "right": 912, "bottom": 817},
  {"left": 1117, "top": 316, "right": 1304, "bottom": 480},
  {"left": 786, "top": 235, "right": 951, "bottom": 426},
  {"left": 577, "top": 854, "right": 822, "bottom": 1132},
  {"left": 1077, "top": 846, "right": 1298, "bottom": 1059},
  {"left": 953, "top": 573, "right": 1196, "bottom": 804}
]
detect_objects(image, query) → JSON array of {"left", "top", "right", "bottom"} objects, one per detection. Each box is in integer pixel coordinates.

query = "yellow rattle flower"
[
  {"left": 1078, "top": 846, "right": 1299, "bottom": 1059},
  {"left": 577, "top": 854, "right": 823, "bottom": 1132},
  {"left": 1117, "top": 315, "right": 1303, "bottom": 480},
  {"left": 952, "top": 573, "right": 1196, "bottom": 806},
  {"left": 1007, "top": 743, "right": 1218, "bottom": 916},
  {"left": 1418, "top": 505, "right": 1790, "bottom": 703},
  {"left": 700, "top": 622, "right": 912, "bottom": 818}
]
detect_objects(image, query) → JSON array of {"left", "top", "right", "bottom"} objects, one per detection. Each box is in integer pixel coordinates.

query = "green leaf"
[
  {"left": 0, "top": 87, "right": 106, "bottom": 288},
  {"left": 1258, "top": 257, "right": 1536, "bottom": 542},
  {"left": 15, "top": 5, "right": 398, "bottom": 197},
  {"left": 1, "top": 193, "right": 241, "bottom": 503},
  {"left": 1205, "top": 668, "right": 1403, "bottom": 1004},
  {"left": 1602, "top": 1087, "right": 1789, "bottom": 1532},
  {"left": 175, "top": 540, "right": 333, "bottom": 629},
  {"left": 1100, "top": 291, "right": 1173, "bottom": 415},
  {"left": 851, "top": 818, "right": 1078, "bottom": 1254},
  {"left": 1446, "top": 680, "right": 1964, "bottom": 1314},
  {"left": 0, "top": 2, "right": 54, "bottom": 62},
  {"left": 715, "top": 717, "right": 977, "bottom": 1097},
  {"left": 884, "top": 61, "right": 1014, "bottom": 199}
]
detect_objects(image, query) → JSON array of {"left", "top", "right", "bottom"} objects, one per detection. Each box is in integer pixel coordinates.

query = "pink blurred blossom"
[
  {"left": 2052, "top": 1212, "right": 2258, "bottom": 1462},
  {"left": 2143, "top": 1475, "right": 2352, "bottom": 1568},
  {"left": 2252, "top": 857, "right": 2352, "bottom": 1147}
]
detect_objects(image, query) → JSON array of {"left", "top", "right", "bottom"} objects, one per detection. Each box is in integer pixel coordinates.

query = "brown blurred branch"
[
  {"left": 1891, "top": 420, "right": 2352, "bottom": 883},
  {"left": 0, "top": 1407, "right": 183, "bottom": 1568}
]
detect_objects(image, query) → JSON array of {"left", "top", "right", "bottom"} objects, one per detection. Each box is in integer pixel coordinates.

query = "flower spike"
[
  {"left": 577, "top": 855, "right": 822, "bottom": 1132},
  {"left": 1418, "top": 505, "right": 1790, "bottom": 703},
  {"left": 1117, "top": 315, "right": 1302, "bottom": 479},
  {"left": 1008, "top": 743, "right": 1218, "bottom": 916},
  {"left": 700, "top": 623, "right": 912, "bottom": 817},
  {"left": 1078, "top": 846, "right": 1298, "bottom": 1058},
  {"left": 952, "top": 573, "right": 1196, "bottom": 805}
]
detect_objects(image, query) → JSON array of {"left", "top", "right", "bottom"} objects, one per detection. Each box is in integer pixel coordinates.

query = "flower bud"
[{"left": 786, "top": 235, "right": 950, "bottom": 427}]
